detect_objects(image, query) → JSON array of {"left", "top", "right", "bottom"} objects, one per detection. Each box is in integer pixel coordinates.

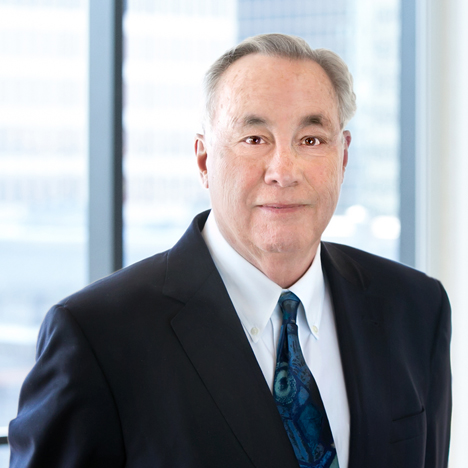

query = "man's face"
[{"left": 196, "top": 54, "right": 351, "bottom": 269}]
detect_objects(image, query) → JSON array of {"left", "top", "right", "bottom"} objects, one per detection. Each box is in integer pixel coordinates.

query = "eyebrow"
[
  {"left": 236, "top": 113, "right": 333, "bottom": 130},
  {"left": 299, "top": 114, "right": 332, "bottom": 129},
  {"left": 238, "top": 115, "right": 268, "bottom": 128}
]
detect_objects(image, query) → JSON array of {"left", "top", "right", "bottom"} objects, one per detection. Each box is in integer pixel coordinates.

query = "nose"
[{"left": 264, "top": 145, "right": 301, "bottom": 187}]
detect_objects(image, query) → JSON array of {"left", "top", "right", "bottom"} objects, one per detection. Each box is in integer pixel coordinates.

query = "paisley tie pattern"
[{"left": 273, "top": 291, "right": 339, "bottom": 468}]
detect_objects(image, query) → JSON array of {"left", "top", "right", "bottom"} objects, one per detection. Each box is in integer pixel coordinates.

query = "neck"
[
  {"left": 247, "top": 247, "right": 318, "bottom": 288},
  {"left": 209, "top": 214, "right": 319, "bottom": 289}
]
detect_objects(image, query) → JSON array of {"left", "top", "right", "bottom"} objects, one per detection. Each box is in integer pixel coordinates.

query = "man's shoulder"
[
  {"left": 52, "top": 250, "right": 172, "bottom": 324},
  {"left": 46, "top": 212, "right": 212, "bottom": 330},
  {"left": 322, "top": 241, "right": 444, "bottom": 298}
]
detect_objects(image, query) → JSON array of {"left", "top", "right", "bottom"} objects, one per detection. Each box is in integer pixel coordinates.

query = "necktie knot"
[{"left": 279, "top": 291, "right": 300, "bottom": 324}]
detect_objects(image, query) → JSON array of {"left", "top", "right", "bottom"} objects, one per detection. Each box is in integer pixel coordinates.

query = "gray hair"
[{"left": 203, "top": 33, "right": 356, "bottom": 129}]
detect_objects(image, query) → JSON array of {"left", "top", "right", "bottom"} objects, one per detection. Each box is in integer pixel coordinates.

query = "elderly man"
[{"left": 9, "top": 34, "right": 451, "bottom": 468}]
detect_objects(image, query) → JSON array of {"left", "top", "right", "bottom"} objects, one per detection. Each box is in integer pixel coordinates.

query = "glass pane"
[
  {"left": 0, "top": 0, "right": 88, "bottom": 436},
  {"left": 123, "top": 0, "right": 237, "bottom": 265},
  {"left": 124, "top": 0, "right": 401, "bottom": 265}
]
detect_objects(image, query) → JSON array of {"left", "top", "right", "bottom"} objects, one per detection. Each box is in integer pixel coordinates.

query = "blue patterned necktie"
[{"left": 273, "top": 291, "right": 339, "bottom": 468}]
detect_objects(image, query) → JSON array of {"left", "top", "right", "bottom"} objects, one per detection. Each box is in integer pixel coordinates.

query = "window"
[
  {"left": 2, "top": 1, "right": 405, "bottom": 463},
  {"left": 123, "top": 0, "right": 401, "bottom": 265},
  {"left": 0, "top": 2, "right": 88, "bottom": 462}
]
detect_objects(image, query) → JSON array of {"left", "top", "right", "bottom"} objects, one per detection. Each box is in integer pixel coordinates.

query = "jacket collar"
[
  {"left": 164, "top": 210, "right": 299, "bottom": 468},
  {"left": 164, "top": 211, "right": 392, "bottom": 468},
  {"left": 321, "top": 241, "right": 393, "bottom": 468}
]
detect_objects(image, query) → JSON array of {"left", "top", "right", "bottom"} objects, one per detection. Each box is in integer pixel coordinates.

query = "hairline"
[
  {"left": 205, "top": 54, "right": 329, "bottom": 129},
  {"left": 203, "top": 35, "right": 356, "bottom": 131}
]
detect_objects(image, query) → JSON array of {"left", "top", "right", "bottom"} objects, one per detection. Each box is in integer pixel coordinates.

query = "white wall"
[{"left": 421, "top": 0, "right": 468, "bottom": 465}]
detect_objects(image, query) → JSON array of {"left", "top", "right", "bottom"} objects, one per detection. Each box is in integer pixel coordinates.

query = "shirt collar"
[{"left": 202, "top": 212, "right": 325, "bottom": 343}]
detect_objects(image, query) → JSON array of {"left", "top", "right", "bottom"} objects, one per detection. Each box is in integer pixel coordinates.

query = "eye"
[
  {"left": 302, "top": 137, "right": 321, "bottom": 146},
  {"left": 244, "top": 136, "right": 263, "bottom": 145}
]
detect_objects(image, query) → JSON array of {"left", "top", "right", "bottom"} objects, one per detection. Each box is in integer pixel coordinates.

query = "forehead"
[{"left": 213, "top": 54, "right": 340, "bottom": 128}]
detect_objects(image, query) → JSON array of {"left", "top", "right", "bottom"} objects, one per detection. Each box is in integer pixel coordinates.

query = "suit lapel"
[
  {"left": 163, "top": 213, "right": 394, "bottom": 468},
  {"left": 164, "top": 212, "right": 299, "bottom": 468},
  {"left": 322, "top": 242, "right": 393, "bottom": 468}
]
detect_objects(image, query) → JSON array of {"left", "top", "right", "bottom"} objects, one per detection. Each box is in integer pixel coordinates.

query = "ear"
[
  {"left": 341, "top": 130, "right": 352, "bottom": 180},
  {"left": 195, "top": 133, "right": 209, "bottom": 188}
]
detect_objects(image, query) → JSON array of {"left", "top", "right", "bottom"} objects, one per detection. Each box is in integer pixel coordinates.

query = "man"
[{"left": 9, "top": 34, "right": 451, "bottom": 468}]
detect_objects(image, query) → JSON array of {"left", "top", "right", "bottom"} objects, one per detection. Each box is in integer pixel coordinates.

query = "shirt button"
[
  {"left": 251, "top": 327, "right": 259, "bottom": 336},
  {"left": 312, "top": 325, "right": 319, "bottom": 334}
]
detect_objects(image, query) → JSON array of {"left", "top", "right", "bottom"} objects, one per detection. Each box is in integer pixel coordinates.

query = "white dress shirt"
[{"left": 202, "top": 213, "right": 350, "bottom": 467}]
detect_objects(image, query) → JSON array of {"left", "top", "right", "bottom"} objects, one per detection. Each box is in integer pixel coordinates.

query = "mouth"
[{"left": 258, "top": 204, "right": 307, "bottom": 212}]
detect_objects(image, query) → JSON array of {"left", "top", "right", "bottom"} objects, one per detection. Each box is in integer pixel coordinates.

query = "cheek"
[
  {"left": 324, "top": 165, "right": 342, "bottom": 196},
  {"left": 213, "top": 150, "right": 261, "bottom": 196},
  {"left": 207, "top": 154, "right": 250, "bottom": 208},
  {"left": 224, "top": 166, "right": 259, "bottom": 209},
  {"left": 329, "top": 161, "right": 343, "bottom": 185},
  {"left": 308, "top": 160, "right": 343, "bottom": 201}
]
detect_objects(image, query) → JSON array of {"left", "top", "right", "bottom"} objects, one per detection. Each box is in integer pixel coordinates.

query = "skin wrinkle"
[
  {"left": 196, "top": 54, "right": 351, "bottom": 288},
  {"left": 203, "top": 54, "right": 355, "bottom": 132}
]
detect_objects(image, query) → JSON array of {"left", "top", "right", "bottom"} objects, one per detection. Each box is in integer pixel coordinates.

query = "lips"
[
  {"left": 258, "top": 204, "right": 307, "bottom": 213},
  {"left": 259, "top": 204, "right": 306, "bottom": 209}
]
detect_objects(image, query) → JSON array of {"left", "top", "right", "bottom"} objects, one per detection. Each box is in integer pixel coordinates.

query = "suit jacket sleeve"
[
  {"left": 425, "top": 281, "right": 451, "bottom": 468},
  {"left": 8, "top": 305, "right": 126, "bottom": 468}
]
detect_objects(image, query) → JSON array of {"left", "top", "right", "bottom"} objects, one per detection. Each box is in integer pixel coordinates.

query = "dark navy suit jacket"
[{"left": 9, "top": 211, "right": 451, "bottom": 467}]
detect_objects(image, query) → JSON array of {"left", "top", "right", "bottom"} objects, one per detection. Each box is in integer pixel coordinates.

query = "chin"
[{"left": 257, "top": 234, "right": 312, "bottom": 254}]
